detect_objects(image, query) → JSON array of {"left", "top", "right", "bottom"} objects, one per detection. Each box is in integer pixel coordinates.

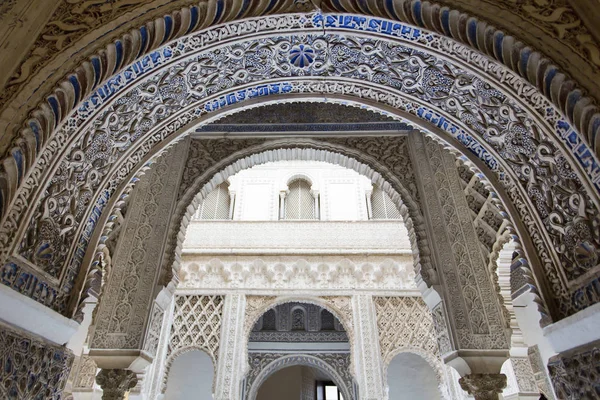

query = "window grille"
[
  {"left": 285, "top": 179, "right": 316, "bottom": 219},
  {"left": 370, "top": 186, "right": 401, "bottom": 219},
  {"left": 196, "top": 183, "right": 231, "bottom": 220}
]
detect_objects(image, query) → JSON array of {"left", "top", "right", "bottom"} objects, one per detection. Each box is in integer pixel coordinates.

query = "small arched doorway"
[
  {"left": 246, "top": 301, "right": 355, "bottom": 400},
  {"left": 164, "top": 349, "right": 214, "bottom": 399},
  {"left": 387, "top": 352, "right": 441, "bottom": 400}
]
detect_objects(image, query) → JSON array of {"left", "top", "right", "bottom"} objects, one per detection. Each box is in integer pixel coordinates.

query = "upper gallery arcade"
[{"left": 0, "top": 1, "right": 599, "bottom": 399}]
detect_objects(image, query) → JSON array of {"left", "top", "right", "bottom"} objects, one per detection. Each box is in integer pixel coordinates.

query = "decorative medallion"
[{"left": 290, "top": 44, "right": 315, "bottom": 68}]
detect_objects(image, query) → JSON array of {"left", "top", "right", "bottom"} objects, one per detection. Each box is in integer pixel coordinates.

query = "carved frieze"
[
  {"left": 0, "top": 322, "right": 74, "bottom": 400},
  {"left": 179, "top": 255, "right": 417, "bottom": 292},
  {"left": 548, "top": 344, "right": 600, "bottom": 400}
]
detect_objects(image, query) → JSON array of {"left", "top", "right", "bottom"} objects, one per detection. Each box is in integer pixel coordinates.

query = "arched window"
[
  {"left": 291, "top": 308, "right": 306, "bottom": 331},
  {"left": 369, "top": 186, "right": 401, "bottom": 219},
  {"left": 262, "top": 309, "right": 277, "bottom": 331},
  {"left": 320, "top": 310, "right": 335, "bottom": 331},
  {"left": 284, "top": 179, "right": 316, "bottom": 220},
  {"left": 196, "top": 182, "right": 232, "bottom": 220}
]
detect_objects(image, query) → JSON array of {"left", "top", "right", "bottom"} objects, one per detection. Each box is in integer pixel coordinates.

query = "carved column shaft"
[
  {"left": 352, "top": 295, "right": 385, "bottom": 400},
  {"left": 88, "top": 140, "right": 189, "bottom": 370},
  {"left": 214, "top": 293, "right": 247, "bottom": 400},
  {"left": 408, "top": 132, "right": 510, "bottom": 376}
]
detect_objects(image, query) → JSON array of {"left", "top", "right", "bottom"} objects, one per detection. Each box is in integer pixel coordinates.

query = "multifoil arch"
[{"left": 0, "top": 17, "right": 597, "bottom": 322}]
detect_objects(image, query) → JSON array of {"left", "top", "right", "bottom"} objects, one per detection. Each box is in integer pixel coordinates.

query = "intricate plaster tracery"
[
  {"left": 0, "top": 15, "right": 596, "bottom": 323},
  {"left": 89, "top": 141, "right": 187, "bottom": 350},
  {"left": 1, "top": 0, "right": 598, "bottom": 168},
  {"left": 374, "top": 296, "right": 439, "bottom": 363},
  {"left": 0, "top": 323, "right": 74, "bottom": 400}
]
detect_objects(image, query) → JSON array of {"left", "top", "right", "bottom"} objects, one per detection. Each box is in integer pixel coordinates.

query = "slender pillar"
[
  {"left": 365, "top": 189, "right": 373, "bottom": 219},
  {"left": 279, "top": 190, "right": 287, "bottom": 219},
  {"left": 96, "top": 369, "right": 137, "bottom": 400},
  {"left": 228, "top": 190, "right": 236, "bottom": 219},
  {"left": 352, "top": 295, "right": 385, "bottom": 400},
  {"left": 311, "top": 189, "right": 320, "bottom": 219},
  {"left": 214, "top": 294, "right": 247, "bottom": 400}
]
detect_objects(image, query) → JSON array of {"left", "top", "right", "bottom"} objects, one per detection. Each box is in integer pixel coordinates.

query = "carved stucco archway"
[
  {"left": 243, "top": 295, "right": 357, "bottom": 379},
  {"left": 246, "top": 353, "right": 354, "bottom": 400},
  {"left": 2, "top": 0, "right": 598, "bottom": 157},
  {"left": 0, "top": 13, "right": 597, "bottom": 332}
]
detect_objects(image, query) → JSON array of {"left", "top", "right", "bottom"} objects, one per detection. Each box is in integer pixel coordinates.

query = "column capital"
[
  {"left": 459, "top": 374, "right": 507, "bottom": 400},
  {"left": 96, "top": 369, "right": 138, "bottom": 400}
]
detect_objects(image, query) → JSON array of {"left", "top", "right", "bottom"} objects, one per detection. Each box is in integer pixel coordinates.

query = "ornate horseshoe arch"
[
  {"left": 0, "top": 12, "right": 598, "bottom": 328},
  {"left": 243, "top": 295, "right": 357, "bottom": 378},
  {"left": 246, "top": 353, "right": 354, "bottom": 400}
]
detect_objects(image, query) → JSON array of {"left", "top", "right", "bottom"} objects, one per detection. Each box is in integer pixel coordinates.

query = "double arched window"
[{"left": 282, "top": 178, "right": 318, "bottom": 220}]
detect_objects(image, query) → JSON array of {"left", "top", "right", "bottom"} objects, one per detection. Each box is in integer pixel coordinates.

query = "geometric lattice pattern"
[
  {"left": 370, "top": 186, "right": 401, "bottom": 219},
  {"left": 374, "top": 297, "right": 439, "bottom": 364},
  {"left": 285, "top": 179, "right": 315, "bottom": 219},
  {"left": 168, "top": 295, "right": 224, "bottom": 363}
]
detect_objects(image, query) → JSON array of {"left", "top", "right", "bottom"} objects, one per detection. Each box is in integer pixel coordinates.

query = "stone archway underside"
[{"left": 0, "top": 13, "right": 598, "bottom": 329}]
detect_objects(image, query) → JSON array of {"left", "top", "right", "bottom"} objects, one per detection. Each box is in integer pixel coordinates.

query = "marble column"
[
  {"left": 459, "top": 374, "right": 507, "bottom": 400},
  {"left": 214, "top": 293, "right": 247, "bottom": 400},
  {"left": 408, "top": 132, "right": 511, "bottom": 393},
  {"left": 95, "top": 369, "right": 137, "bottom": 400},
  {"left": 352, "top": 294, "right": 385, "bottom": 400}
]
